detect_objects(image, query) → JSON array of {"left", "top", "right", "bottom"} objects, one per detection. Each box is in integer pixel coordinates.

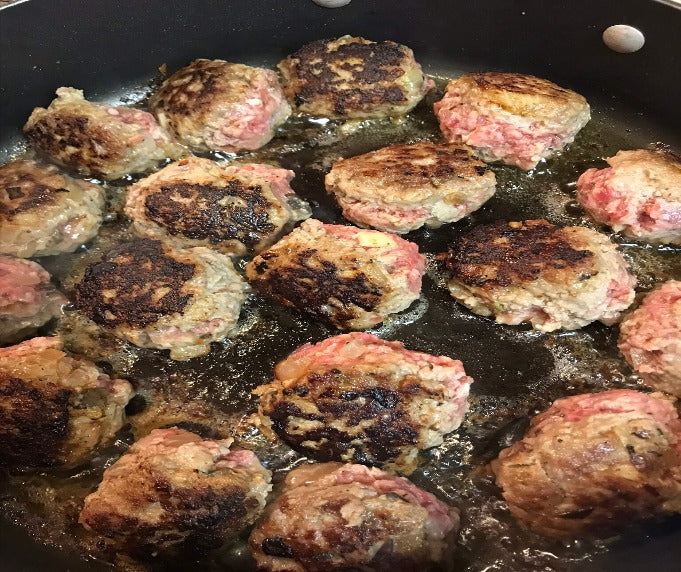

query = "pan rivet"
[
  {"left": 602, "top": 25, "right": 645, "bottom": 53},
  {"left": 312, "top": 0, "right": 351, "bottom": 6}
]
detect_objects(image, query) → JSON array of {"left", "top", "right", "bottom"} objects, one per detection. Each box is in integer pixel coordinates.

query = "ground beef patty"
[
  {"left": 0, "top": 256, "right": 65, "bottom": 344},
  {"left": 0, "top": 337, "right": 132, "bottom": 468},
  {"left": 249, "top": 462, "right": 459, "bottom": 572},
  {"left": 24, "top": 87, "right": 185, "bottom": 180},
  {"left": 80, "top": 427, "right": 271, "bottom": 555},
  {"left": 619, "top": 280, "right": 681, "bottom": 397},
  {"left": 150, "top": 59, "right": 291, "bottom": 153},
  {"left": 492, "top": 389, "right": 681, "bottom": 539},
  {"left": 278, "top": 35, "right": 432, "bottom": 119},
  {"left": 434, "top": 72, "right": 590, "bottom": 170},
  {"left": 245, "top": 219, "right": 425, "bottom": 330},
  {"left": 0, "top": 159, "right": 105, "bottom": 258},
  {"left": 325, "top": 141, "right": 496, "bottom": 234},
  {"left": 444, "top": 220, "right": 635, "bottom": 332},
  {"left": 577, "top": 149, "right": 681, "bottom": 245},
  {"left": 74, "top": 239, "right": 248, "bottom": 360},
  {"left": 255, "top": 333, "right": 473, "bottom": 474},
  {"left": 125, "top": 157, "right": 310, "bottom": 256}
]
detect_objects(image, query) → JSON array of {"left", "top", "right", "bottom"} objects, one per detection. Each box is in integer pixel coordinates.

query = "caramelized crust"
[
  {"left": 75, "top": 239, "right": 195, "bottom": 328},
  {"left": 446, "top": 220, "right": 593, "bottom": 288}
]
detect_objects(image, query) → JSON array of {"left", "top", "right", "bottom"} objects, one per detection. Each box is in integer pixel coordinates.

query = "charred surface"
[
  {"left": 143, "top": 180, "right": 277, "bottom": 249},
  {"left": 0, "top": 374, "right": 70, "bottom": 468},
  {"left": 446, "top": 219, "right": 593, "bottom": 287},
  {"left": 0, "top": 163, "right": 67, "bottom": 220},
  {"left": 75, "top": 239, "right": 195, "bottom": 328}
]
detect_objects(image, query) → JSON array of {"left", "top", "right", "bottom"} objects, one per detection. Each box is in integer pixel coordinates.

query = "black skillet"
[{"left": 1, "top": 1, "right": 681, "bottom": 571}]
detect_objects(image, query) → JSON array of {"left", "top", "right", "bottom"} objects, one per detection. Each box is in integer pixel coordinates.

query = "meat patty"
[
  {"left": 491, "top": 389, "right": 681, "bottom": 538},
  {"left": 74, "top": 239, "right": 249, "bottom": 360},
  {"left": 125, "top": 157, "right": 311, "bottom": 256},
  {"left": 245, "top": 219, "right": 425, "bottom": 330},
  {"left": 278, "top": 35, "right": 432, "bottom": 119},
  {"left": 24, "top": 87, "right": 185, "bottom": 180},
  {"left": 0, "top": 256, "right": 65, "bottom": 344},
  {"left": 576, "top": 149, "right": 681, "bottom": 245},
  {"left": 0, "top": 337, "right": 133, "bottom": 468},
  {"left": 150, "top": 59, "right": 291, "bottom": 153},
  {"left": 0, "top": 159, "right": 105, "bottom": 257},
  {"left": 325, "top": 142, "right": 496, "bottom": 233},
  {"left": 434, "top": 73, "right": 590, "bottom": 170},
  {"left": 254, "top": 332, "right": 473, "bottom": 474},
  {"left": 249, "top": 462, "right": 458, "bottom": 572},
  {"left": 80, "top": 427, "right": 271, "bottom": 555},
  {"left": 444, "top": 220, "right": 636, "bottom": 331},
  {"left": 618, "top": 280, "right": 681, "bottom": 397}
]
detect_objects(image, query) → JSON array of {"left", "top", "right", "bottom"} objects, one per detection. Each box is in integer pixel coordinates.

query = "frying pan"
[{"left": 1, "top": 1, "right": 681, "bottom": 571}]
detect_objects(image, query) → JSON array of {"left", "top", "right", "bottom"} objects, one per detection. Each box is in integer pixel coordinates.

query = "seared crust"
[
  {"left": 446, "top": 220, "right": 593, "bottom": 289},
  {"left": 278, "top": 36, "right": 429, "bottom": 119},
  {"left": 458, "top": 72, "right": 588, "bottom": 123},
  {"left": 125, "top": 157, "right": 310, "bottom": 255},
  {"left": 0, "top": 160, "right": 104, "bottom": 257},
  {"left": 0, "top": 372, "right": 70, "bottom": 467},
  {"left": 75, "top": 239, "right": 195, "bottom": 329}
]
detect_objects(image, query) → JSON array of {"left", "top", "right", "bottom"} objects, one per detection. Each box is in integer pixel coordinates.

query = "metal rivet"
[
  {"left": 602, "top": 25, "right": 645, "bottom": 53},
  {"left": 312, "top": 0, "right": 351, "bottom": 7}
]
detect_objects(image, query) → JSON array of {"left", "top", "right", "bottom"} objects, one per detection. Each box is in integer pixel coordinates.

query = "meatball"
[
  {"left": 255, "top": 332, "right": 473, "bottom": 474},
  {"left": 24, "top": 87, "right": 185, "bottom": 180},
  {"left": 74, "top": 239, "right": 249, "bottom": 360},
  {"left": 249, "top": 462, "right": 458, "bottom": 572},
  {"left": 576, "top": 149, "right": 681, "bottom": 245},
  {"left": 619, "top": 280, "right": 681, "bottom": 397},
  {"left": 325, "top": 142, "right": 496, "bottom": 233},
  {"left": 80, "top": 427, "right": 271, "bottom": 555},
  {"left": 0, "top": 336, "right": 133, "bottom": 468},
  {"left": 434, "top": 73, "right": 590, "bottom": 170},
  {"left": 444, "top": 220, "right": 635, "bottom": 332},
  {"left": 0, "top": 256, "right": 65, "bottom": 344},
  {"left": 0, "top": 159, "right": 105, "bottom": 257},
  {"left": 278, "top": 35, "right": 432, "bottom": 119},
  {"left": 149, "top": 59, "right": 291, "bottom": 153},
  {"left": 491, "top": 389, "right": 681, "bottom": 538},
  {"left": 245, "top": 219, "right": 425, "bottom": 330},
  {"left": 125, "top": 157, "right": 311, "bottom": 256}
]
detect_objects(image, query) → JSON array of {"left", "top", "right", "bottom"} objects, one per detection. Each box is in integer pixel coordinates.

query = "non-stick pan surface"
[{"left": 1, "top": 1, "right": 681, "bottom": 571}]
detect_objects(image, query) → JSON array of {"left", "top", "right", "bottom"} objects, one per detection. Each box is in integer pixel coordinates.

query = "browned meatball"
[
  {"left": 492, "top": 389, "right": 681, "bottom": 538},
  {"left": 24, "top": 87, "right": 185, "bottom": 180},
  {"left": 74, "top": 239, "right": 249, "bottom": 360},
  {"left": 325, "top": 142, "right": 496, "bottom": 234},
  {"left": 444, "top": 220, "right": 636, "bottom": 331},
  {"left": 255, "top": 332, "right": 473, "bottom": 474},
  {"left": 278, "top": 35, "right": 432, "bottom": 119},
  {"left": 150, "top": 58, "right": 291, "bottom": 153},
  {"left": 245, "top": 219, "right": 426, "bottom": 330},
  {"left": 434, "top": 72, "right": 590, "bottom": 170},
  {"left": 80, "top": 427, "right": 272, "bottom": 555},
  {"left": 0, "top": 337, "right": 133, "bottom": 468},
  {"left": 0, "top": 160, "right": 105, "bottom": 257},
  {"left": 125, "top": 157, "right": 310, "bottom": 256},
  {"left": 249, "top": 462, "right": 459, "bottom": 571}
]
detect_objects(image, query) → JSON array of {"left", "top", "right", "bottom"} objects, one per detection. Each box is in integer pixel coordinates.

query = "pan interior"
[{"left": 1, "top": 61, "right": 681, "bottom": 572}]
